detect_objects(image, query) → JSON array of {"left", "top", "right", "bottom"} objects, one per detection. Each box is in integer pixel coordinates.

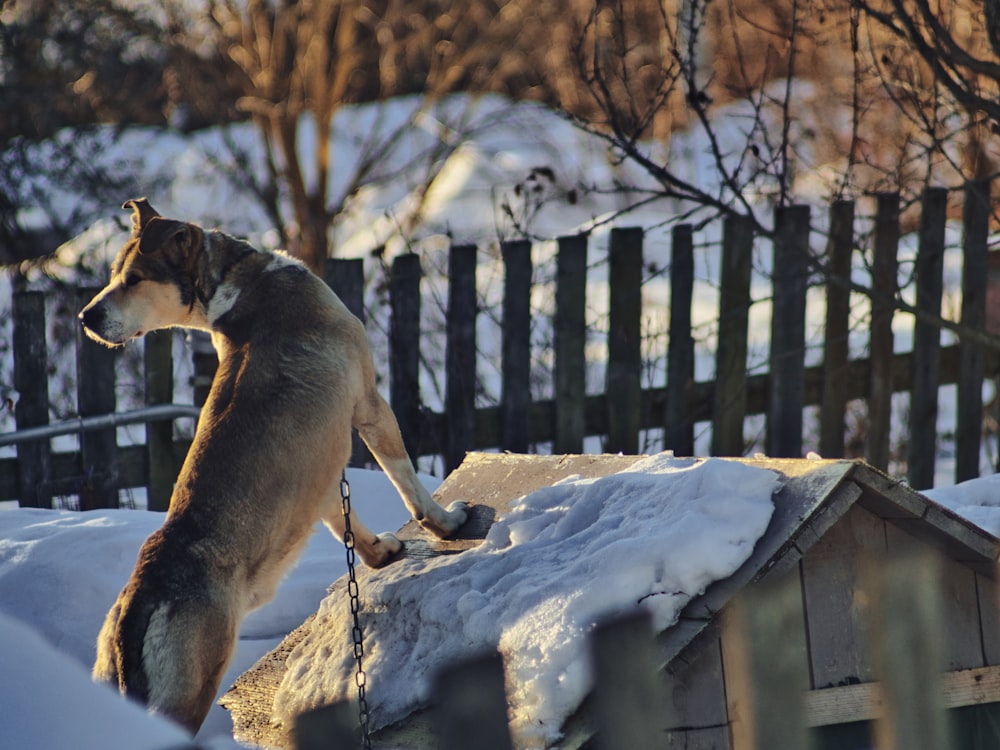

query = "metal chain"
[{"left": 341, "top": 472, "right": 373, "bottom": 750}]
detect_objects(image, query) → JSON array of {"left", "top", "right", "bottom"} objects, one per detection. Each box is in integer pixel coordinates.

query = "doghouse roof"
[{"left": 222, "top": 453, "right": 1000, "bottom": 748}]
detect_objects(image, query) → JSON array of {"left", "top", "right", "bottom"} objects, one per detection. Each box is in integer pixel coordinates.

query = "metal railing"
[{"left": 0, "top": 404, "right": 201, "bottom": 447}]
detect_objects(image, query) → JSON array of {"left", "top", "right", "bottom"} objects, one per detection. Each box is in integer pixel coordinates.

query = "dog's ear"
[
  {"left": 137, "top": 217, "right": 193, "bottom": 257},
  {"left": 122, "top": 198, "right": 160, "bottom": 237}
]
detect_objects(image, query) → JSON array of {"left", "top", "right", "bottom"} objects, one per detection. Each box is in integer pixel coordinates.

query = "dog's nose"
[{"left": 79, "top": 305, "right": 104, "bottom": 331}]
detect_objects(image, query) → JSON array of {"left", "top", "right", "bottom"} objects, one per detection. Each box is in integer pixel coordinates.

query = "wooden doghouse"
[{"left": 222, "top": 453, "right": 1000, "bottom": 749}]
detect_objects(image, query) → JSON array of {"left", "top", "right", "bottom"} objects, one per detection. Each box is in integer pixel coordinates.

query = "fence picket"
[
  {"left": 867, "top": 551, "right": 948, "bottom": 750},
  {"left": 325, "top": 258, "right": 370, "bottom": 467},
  {"left": 12, "top": 291, "right": 52, "bottom": 509},
  {"left": 390, "top": 253, "right": 423, "bottom": 464},
  {"left": 144, "top": 331, "right": 174, "bottom": 511},
  {"left": 712, "top": 215, "right": 754, "bottom": 457},
  {"left": 768, "top": 205, "right": 810, "bottom": 458},
  {"left": 908, "top": 188, "right": 947, "bottom": 490},
  {"left": 502, "top": 240, "right": 532, "bottom": 453},
  {"left": 293, "top": 701, "right": 361, "bottom": 749},
  {"left": 554, "top": 234, "right": 588, "bottom": 454},
  {"left": 820, "top": 200, "right": 855, "bottom": 459},
  {"left": 434, "top": 650, "right": 513, "bottom": 750},
  {"left": 957, "top": 179, "right": 990, "bottom": 482},
  {"left": 446, "top": 245, "right": 477, "bottom": 472},
  {"left": 665, "top": 224, "right": 695, "bottom": 455},
  {"left": 590, "top": 611, "right": 671, "bottom": 750},
  {"left": 867, "top": 193, "right": 900, "bottom": 472},
  {"left": 75, "top": 286, "right": 119, "bottom": 509},
  {"left": 606, "top": 227, "right": 643, "bottom": 454}
]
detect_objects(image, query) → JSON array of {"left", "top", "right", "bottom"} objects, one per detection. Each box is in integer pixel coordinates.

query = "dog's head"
[{"left": 79, "top": 198, "right": 208, "bottom": 347}]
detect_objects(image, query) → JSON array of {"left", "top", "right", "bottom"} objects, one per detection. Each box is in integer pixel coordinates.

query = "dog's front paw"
[
  {"left": 421, "top": 500, "right": 470, "bottom": 539},
  {"left": 360, "top": 532, "right": 403, "bottom": 568}
]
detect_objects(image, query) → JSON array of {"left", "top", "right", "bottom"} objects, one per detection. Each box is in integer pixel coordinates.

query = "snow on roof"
[{"left": 264, "top": 453, "right": 779, "bottom": 747}]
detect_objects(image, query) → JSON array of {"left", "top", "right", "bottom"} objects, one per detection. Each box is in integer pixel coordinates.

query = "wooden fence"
[{"left": 2, "top": 181, "right": 1000, "bottom": 509}]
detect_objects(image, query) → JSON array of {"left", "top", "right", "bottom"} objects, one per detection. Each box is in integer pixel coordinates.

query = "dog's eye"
[{"left": 124, "top": 273, "right": 142, "bottom": 288}]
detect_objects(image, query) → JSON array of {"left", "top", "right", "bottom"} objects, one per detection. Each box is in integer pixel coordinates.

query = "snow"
[
  {"left": 0, "top": 467, "right": 422, "bottom": 750},
  {"left": 274, "top": 453, "right": 778, "bottom": 748},
  {"left": 924, "top": 476, "right": 1000, "bottom": 538}
]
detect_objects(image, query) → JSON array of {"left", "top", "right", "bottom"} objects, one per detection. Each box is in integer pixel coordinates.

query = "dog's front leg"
[{"left": 321, "top": 486, "right": 403, "bottom": 568}]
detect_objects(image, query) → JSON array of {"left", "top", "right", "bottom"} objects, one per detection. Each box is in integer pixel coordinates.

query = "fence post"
[
  {"left": 957, "top": 179, "right": 990, "bottom": 482},
  {"left": 908, "top": 188, "right": 947, "bottom": 489},
  {"left": 665, "top": 224, "right": 695, "bottom": 455},
  {"left": 12, "top": 291, "right": 52, "bottom": 509},
  {"left": 723, "top": 575, "right": 811, "bottom": 750},
  {"left": 76, "top": 286, "right": 119, "bottom": 509},
  {"left": 445, "top": 244, "right": 477, "bottom": 472},
  {"left": 711, "top": 215, "right": 754, "bottom": 457},
  {"left": 502, "top": 240, "right": 532, "bottom": 453},
  {"left": 606, "top": 227, "right": 643, "bottom": 455},
  {"left": 144, "top": 330, "right": 174, "bottom": 511},
  {"left": 294, "top": 701, "right": 361, "bottom": 750},
  {"left": 867, "top": 550, "right": 947, "bottom": 750},
  {"left": 554, "top": 234, "right": 588, "bottom": 454},
  {"left": 434, "top": 651, "right": 513, "bottom": 750},
  {"left": 190, "top": 331, "right": 217, "bottom": 408},
  {"left": 819, "top": 200, "right": 855, "bottom": 459},
  {"left": 390, "top": 253, "right": 423, "bottom": 464},
  {"left": 867, "top": 193, "right": 899, "bottom": 472},
  {"left": 326, "top": 258, "right": 371, "bottom": 468},
  {"left": 767, "top": 205, "right": 810, "bottom": 458},
  {"left": 590, "top": 610, "right": 671, "bottom": 749}
]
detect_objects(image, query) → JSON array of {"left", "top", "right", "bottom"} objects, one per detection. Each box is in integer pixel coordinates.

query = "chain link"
[{"left": 341, "top": 472, "right": 373, "bottom": 750}]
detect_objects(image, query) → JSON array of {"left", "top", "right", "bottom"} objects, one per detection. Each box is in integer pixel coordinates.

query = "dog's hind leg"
[
  {"left": 354, "top": 388, "right": 468, "bottom": 539},
  {"left": 142, "top": 598, "right": 238, "bottom": 734}
]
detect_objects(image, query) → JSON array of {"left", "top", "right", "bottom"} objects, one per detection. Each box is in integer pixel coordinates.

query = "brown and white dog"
[{"left": 80, "top": 198, "right": 468, "bottom": 733}]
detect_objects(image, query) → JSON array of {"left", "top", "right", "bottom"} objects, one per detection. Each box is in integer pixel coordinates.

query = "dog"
[{"left": 80, "top": 198, "right": 469, "bottom": 734}]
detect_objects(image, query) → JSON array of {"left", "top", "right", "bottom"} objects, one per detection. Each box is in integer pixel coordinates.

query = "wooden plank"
[
  {"left": 820, "top": 200, "right": 854, "bottom": 459},
  {"left": 867, "top": 192, "right": 899, "bottom": 472},
  {"left": 665, "top": 224, "right": 695, "bottom": 455},
  {"left": 75, "top": 286, "right": 119, "bottom": 510},
  {"left": 663, "top": 635, "right": 728, "bottom": 732},
  {"left": 325, "top": 257, "right": 370, "bottom": 468},
  {"left": 501, "top": 239, "right": 532, "bottom": 453},
  {"left": 908, "top": 187, "right": 947, "bottom": 490},
  {"left": 767, "top": 204, "right": 810, "bottom": 458},
  {"left": 389, "top": 253, "right": 423, "bottom": 463},
  {"left": 885, "top": 522, "right": 985, "bottom": 672},
  {"left": 800, "top": 503, "right": 886, "bottom": 689},
  {"left": 606, "top": 227, "right": 643, "bottom": 454},
  {"left": 434, "top": 651, "right": 513, "bottom": 750},
  {"left": 711, "top": 215, "right": 753, "bottom": 457},
  {"left": 554, "top": 234, "right": 588, "bottom": 454},
  {"left": 978, "top": 572, "right": 1000, "bottom": 666},
  {"left": 590, "top": 611, "right": 670, "bottom": 750},
  {"left": 12, "top": 291, "right": 52, "bottom": 508},
  {"left": 957, "top": 178, "right": 990, "bottom": 482},
  {"left": 445, "top": 244, "right": 477, "bottom": 473},
  {"left": 144, "top": 330, "right": 174, "bottom": 511},
  {"left": 805, "top": 664, "right": 1000, "bottom": 727}
]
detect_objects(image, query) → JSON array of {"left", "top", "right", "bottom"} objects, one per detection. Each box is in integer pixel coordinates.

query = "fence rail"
[{"left": 3, "top": 182, "right": 1000, "bottom": 509}]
